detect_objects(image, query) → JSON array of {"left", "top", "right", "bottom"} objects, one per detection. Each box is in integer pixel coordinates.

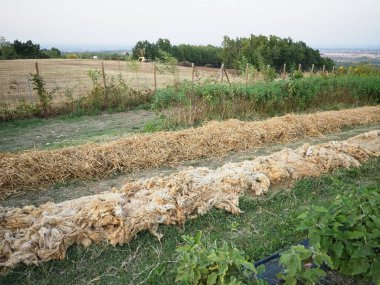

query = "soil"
[{"left": 0, "top": 109, "right": 157, "bottom": 152}]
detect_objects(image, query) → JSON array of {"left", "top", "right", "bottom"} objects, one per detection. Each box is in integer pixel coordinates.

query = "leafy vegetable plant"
[
  {"left": 175, "top": 231, "right": 266, "bottom": 285},
  {"left": 280, "top": 186, "right": 380, "bottom": 284}
]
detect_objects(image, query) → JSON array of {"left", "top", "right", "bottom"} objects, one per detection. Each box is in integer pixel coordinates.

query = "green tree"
[
  {"left": 0, "top": 36, "right": 16, "bottom": 59},
  {"left": 131, "top": 40, "right": 159, "bottom": 60},
  {"left": 41, "top": 47, "right": 62, "bottom": 58},
  {"left": 13, "top": 39, "right": 42, "bottom": 58}
]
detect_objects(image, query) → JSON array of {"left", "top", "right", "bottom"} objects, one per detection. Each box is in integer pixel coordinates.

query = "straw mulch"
[
  {"left": 1, "top": 106, "right": 380, "bottom": 198},
  {"left": 1, "top": 130, "right": 379, "bottom": 269}
]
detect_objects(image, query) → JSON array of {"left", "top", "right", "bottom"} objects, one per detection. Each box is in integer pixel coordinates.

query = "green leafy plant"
[
  {"left": 278, "top": 245, "right": 333, "bottom": 285},
  {"left": 280, "top": 186, "right": 380, "bottom": 285},
  {"left": 175, "top": 231, "right": 266, "bottom": 285},
  {"left": 30, "top": 73, "right": 58, "bottom": 117},
  {"left": 157, "top": 50, "right": 179, "bottom": 83}
]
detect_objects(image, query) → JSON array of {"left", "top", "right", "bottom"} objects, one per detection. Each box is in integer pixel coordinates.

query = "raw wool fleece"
[
  {"left": 0, "top": 131, "right": 379, "bottom": 269},
  {"left": 1, "top": 105, "right": 380, "bottom": 199}
]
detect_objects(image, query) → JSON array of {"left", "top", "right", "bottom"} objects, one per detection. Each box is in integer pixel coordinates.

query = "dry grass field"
[{"left": 0, "top": 59, "right": 240, "bottom": 105}]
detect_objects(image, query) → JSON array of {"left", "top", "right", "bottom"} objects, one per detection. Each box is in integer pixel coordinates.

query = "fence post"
[
  {"left": 332, "top": 65, "right": 335, "bottom": 73},
  {"left": 35, "top": 62, "right": 40, "bottom": 76},
  {"left": 245, "top": 63, "right": 249, "bottom": 86},
  {"left": 101, "top": 62, "right": 107, "bottom": 89},
  {"left": 153, "top": 62, "right": 157, "bottom": 91},
  {"left": 323, "top": 65, "right": 326, "bottom": 73},
  {"left": 192, "top": 63, "right": 195, "bottom": 83},
  {"left": 223, "top": 69, "right": 231, "bottom": 86},
  {"left": 283, "top": 63, "right": 286, "bottom": 78},
  {"left": 298, "top": 64, "right": 301, "bottom": 71},
  {"left": 311, "top": 64, "right": 315, "bottom": 73},
  {"left": 221, "top": 63, "right": 224, "bottom": 83}
]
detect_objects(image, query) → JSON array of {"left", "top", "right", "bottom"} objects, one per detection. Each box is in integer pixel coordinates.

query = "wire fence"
[{"left": 0, "top": 59, "right": 246, "bottom": 106}]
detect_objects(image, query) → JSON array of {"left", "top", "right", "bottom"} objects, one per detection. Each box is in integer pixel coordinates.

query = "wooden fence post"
[
  {"left": 101, "top": 62, "right": 107, "bottom": 89},
  {"left": 35, "top": 62, "right": 40, "bottom": 76},
  {"left": 223, "top": 69, "right": 231, "bottom": 86},
  {"left": 311, "top": 64, "right": 315, "bottom": 73},
  {"left": 245, "top": 63, "right": 249, "bottom": 86},
  {"left": 221, "top": 63, "right": 224, "bottom": 83},
  {"left": 323, "top": 65, "right": 326, "bottom": 73},
  {"left": 298, "top": 64, "right": 301, "bottom": 71},
  {"left": 332, "top": 65, "right": 335, "bottom": 72},
  {"left": 283, "top": 63, "right": 286, "bottom": 78},
  {"left": 192, "top": 63, "right": 195, "bottom": 83},
  {"left": 153, "top": 62, "right": 157, "bottom": 91}
]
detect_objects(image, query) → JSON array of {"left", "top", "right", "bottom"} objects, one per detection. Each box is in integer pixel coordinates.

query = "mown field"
[
  {"left": 1, "top": 66, "right": 380, "bottom": 284},
  {"left": 0, "top": 59, "right": 236, "bottom": 105}
]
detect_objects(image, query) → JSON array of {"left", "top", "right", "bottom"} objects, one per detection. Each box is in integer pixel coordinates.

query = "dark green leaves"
[
  {"left": 175, "top": 231, "right": 266, "bottom": 285},
  {"left": 295, "top": 186, "right": 380, "bottom": 284},
  {"left": 278, "top": 245, "right": 327, "bottom": 285}
]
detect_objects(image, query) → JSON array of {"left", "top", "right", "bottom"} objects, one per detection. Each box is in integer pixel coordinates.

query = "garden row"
[{"left": 1, "top": 106, "right": 379, "bottom": 197}]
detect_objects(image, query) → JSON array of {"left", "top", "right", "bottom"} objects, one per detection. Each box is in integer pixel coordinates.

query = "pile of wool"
[{"left": 0, "top": 130, "right": 379, "bottom": 269}]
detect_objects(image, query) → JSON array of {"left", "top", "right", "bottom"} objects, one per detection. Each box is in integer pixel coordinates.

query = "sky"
[{"left": 1, "top": 0, "right": 380, "bottom": 51}]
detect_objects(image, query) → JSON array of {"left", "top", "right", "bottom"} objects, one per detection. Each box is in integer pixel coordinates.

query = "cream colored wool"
[
  {"left": 0, "top": 130, "right": 379, "bottom": 269},
  {"left": 1, "top": 106, "right": 380, "bottom": 198}
]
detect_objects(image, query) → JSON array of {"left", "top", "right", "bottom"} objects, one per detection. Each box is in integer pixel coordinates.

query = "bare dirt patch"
[{"left": 0, "top": 109, "right": 157, "bottom": 152}]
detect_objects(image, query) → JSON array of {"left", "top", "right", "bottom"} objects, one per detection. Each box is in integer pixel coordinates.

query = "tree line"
[
  {"left": 0, "top": 37, "right": 61, "bottom": 59},
  {"left": 1, "top": 35, "right": 333, "bottom": 72},
  {"left": 132, "top": 35, "right": 334, "bottom": 71}
]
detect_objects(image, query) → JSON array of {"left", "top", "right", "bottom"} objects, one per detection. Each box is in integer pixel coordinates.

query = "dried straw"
[
  {"left": 1, "top": 106, "right": 380, "bottom": 198},
  {"left": 1, "top": 130, "right": 379, "bottom": 269}
]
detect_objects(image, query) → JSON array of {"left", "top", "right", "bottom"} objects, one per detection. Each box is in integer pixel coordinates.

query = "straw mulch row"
[
  {"left": 1, "top": 105, "right": 380, "bottom": 198},
  {"left": 1, "top": 130, "right": 379, "bottom": 268}
]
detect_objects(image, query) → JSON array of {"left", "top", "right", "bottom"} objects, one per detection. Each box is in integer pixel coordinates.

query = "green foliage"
[
  {"left": 132, "top": 40, "right": 160, "bottom": 60},
  {"left": 0, "top": 36, "right": 17, "bottom": 59},
  {"left": 262, "top": 66, "right": 277, "bottom": 81},
  {"left": 335, "top": 64, "right": 380, "bottom": 76},
  {"left": 289, "top": 66, "right": 304, "bottom": 80},
  {"left": 221, "top": 35, "right": 333, "bottom": 71},
  {"left": 41, "top": 47, "right": 61, "bottom": 58},
  {"left": 1, "top": 38, "right": 62, "bottom": 59},
  {"left": 296, "top": 186, "right": 380, "bottom": 284},
  {"left": 131, "top": 38, "right": 222, "bottom": 67},
  {"left": 0, "top": 100, "right": 40, "bottom": 120},
  {"left": 13, "top": 39, "right": 41, "bottom": 58},
  {"left": 278, "top": 245, "right": 332, "bottom": 285},
  {"left": 176, "top": 231, "right": 266, "bottom": 285},
  {"left": 30, "top": 74, "right": 58, "bottom": 117},
  {"left": 152, "top": 74, "right": 380, "bottom": 126},
  {"left": 83, "top": 70, "right": 153, "bottom": 112},
  {"left": 157, "top": 50, "right": 179, "bottom": 81}
]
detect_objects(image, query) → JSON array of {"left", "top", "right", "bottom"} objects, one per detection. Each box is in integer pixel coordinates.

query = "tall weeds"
[
  {"left": 153, "top": 74, "right": 380, "bottom": 127},
  {"left": 0, "top": 71, "right": 154, "bottom": 121}
]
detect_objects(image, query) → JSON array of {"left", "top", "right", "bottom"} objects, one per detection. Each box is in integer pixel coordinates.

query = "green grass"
[{"left": 1, "top": 158, "right": 379, "bottom": 285}]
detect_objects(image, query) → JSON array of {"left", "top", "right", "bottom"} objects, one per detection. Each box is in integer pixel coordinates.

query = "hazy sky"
[{"left": 1, "top": 0, "right": 379, "bottom": 50}]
